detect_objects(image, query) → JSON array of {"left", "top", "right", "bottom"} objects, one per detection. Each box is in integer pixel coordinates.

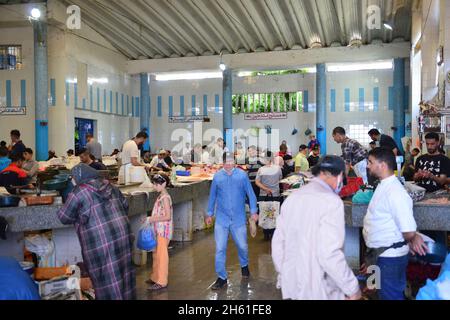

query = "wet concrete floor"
[{"left": 136, "top": 229, "right": 282, "bottom": 300}]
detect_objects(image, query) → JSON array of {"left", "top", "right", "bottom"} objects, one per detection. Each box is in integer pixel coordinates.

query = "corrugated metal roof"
[{"left": 60, "top": 0, "right": 412, "bottom": 60}]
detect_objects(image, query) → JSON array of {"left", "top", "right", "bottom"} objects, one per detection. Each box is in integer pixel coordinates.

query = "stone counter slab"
[{"left": 0, "top": 180, "right": 211, "bottom": 233}]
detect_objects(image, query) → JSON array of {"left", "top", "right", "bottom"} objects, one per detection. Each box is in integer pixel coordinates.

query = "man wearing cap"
[
  {"left": 272, "top": 155, "right": 361, "bottom": 300},
  {"left": 206, "top": 153, "right": 258, "bottom": 290},
  {"left": 149, "top": 149, "right": 170, "bottom": 171}
]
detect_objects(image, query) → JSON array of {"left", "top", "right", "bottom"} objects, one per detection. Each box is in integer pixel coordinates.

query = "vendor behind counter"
[{"left": 414, "top": 133, "right": 450, "bottom": 193}]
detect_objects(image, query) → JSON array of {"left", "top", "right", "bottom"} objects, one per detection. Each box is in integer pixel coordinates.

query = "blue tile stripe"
[
  {"left": 66, "top": 81, "right": 70, "bottom": 107},
  {"left": 169, "top": 96, "right": 173, "bottom": 117},
  {"left": 121, "top": 93, "right": 124, "bottom": 115},
  {"left": 20, "top": 80, "right": 26, "bottom": 107},
  {"left": 344, "top": 88, "right": 350, "bottom": 112},
  {"left": 82, "top": 98, "right": 86, "bottom": 109},
  {"left": 373, "top": 87, "right": 379, "bottom": 112},
  {"left": 6, "top": 80, "right": 11, "bottom": 107},
  {"left": 359, "top": 88, "right": 365, "bottom": 112},
  {"left": 192, "top": 95, "right": 196, "bottom": 116},
  {"left": 215, "top": 94, "right": 220, "bottom": 113},
  {"left": 157, "top": 96, "right": 162, "bottom": 118},
  {"left": 89, "top": 85, "right": 93, "bottom": 110},
  {"left": 74, "top": 83, "right": 78, "bottom": 108},
  {"left": 330, "top": 89, "right": 336, "bottom": 112},
  {"left": 104, "top": 89, "right": 107, "bottom": 112},
  {"left": 50, "top": 79, "right": 56, "bottom": 106},
  {"left": 132, "top": 96, "right": 135, "bottom": 117},
  {"left": 203, "top": 94, "right": 208, "bottom": 116},
  {"left": 180, "top": 95, "right": 185, "bottom": 117},
  {"left": 136, "top": 97, "right": 140, "bottom": 117},
  {"left": 110, "top": 91, "right": 113, "bottom": 113},
  {"left": 303, "top": 90, "right": 309, "bottom": 113},
  {"left": 127, "top": 95, "right": 129, "bottom": 115},
  {"left": 148, "top": 95, "right": 151, "bottom": 118},
  {"left": 97, "top": 87, "right": 100, "bottom": 111},
  {"left": 116, "top": 92, "right": 119, "bottom": 114},
  {"left": 388, "top": 86, "right": 394, "bottom": 111}
]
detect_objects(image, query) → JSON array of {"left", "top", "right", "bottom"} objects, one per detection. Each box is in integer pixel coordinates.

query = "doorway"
[{"left": 75, "top": 118, "right": 95, "bottom": 155}]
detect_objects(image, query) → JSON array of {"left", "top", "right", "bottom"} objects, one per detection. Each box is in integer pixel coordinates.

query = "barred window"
[
  {"left": 348, "top": 124, "right": 376, "bottom": 147},
  {"left": 0, "top": 45, "right": 23, "bottom": 70},
  {"left": 232, "top": 92, "right": 303, "bottom": 114}
]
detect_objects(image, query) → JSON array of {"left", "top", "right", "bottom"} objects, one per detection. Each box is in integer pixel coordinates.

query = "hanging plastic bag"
[
  {"left": 137, "top": 221, "right": 157, "bottom": 252},
  {"left": 258, "top": 200, "right": 280, "bottom": 230},
  {"left": 24, "top": 234, "right": 56, "bottom": 267}
]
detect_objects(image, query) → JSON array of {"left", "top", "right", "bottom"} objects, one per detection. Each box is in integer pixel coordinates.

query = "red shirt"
[{"left": 1, "top": 163, "right": 28, "bottom": 179}]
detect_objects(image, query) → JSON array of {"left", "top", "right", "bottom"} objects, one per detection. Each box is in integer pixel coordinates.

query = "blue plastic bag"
[
  {"left": 416, "top": 253, "right": 450, "bottom": 300},
  {"left": 137, "top": 222, "right": 157, "bottom": 251}
]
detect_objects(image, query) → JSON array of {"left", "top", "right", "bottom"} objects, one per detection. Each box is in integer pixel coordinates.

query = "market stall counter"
[{"left": 0, "top": 180, "right": 212, "bottom": 265}]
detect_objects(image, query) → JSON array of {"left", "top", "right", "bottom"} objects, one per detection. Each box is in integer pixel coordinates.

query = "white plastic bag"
[
  {"left": 25, "top": 234, "right": 56, "bottom": 267},
  {"left": 258, "top": 201, "right": 280, "bottom": 230}
]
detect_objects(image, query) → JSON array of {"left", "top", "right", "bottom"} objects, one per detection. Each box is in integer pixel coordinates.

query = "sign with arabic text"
[
  {"left": 244, "top": 112, "right": 287, "bottom": 121},
  {"left": 169, "top": 115, "right": 208, "bottom": 123},
  {"left": 0, "top": 106, "right": 26, "bottom": 115}
]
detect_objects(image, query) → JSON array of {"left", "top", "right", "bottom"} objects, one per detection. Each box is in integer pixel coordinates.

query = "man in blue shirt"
[{"left": 206, "top": 152, "right": 258, "bottom": 290}]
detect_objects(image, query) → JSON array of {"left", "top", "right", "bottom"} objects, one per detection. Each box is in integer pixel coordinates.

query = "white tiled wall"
[
  {"left": 0, "top": 26, "right": 35, "bottom": 150},
  {"left": 150, "top": 66, "right": 410, "bottom": 156},
  {"left": 0, "top": 21, "right": 140, "bottom": 156}
]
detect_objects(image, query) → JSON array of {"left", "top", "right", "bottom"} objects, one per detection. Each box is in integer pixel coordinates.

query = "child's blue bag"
[{"left": 137, "top": 222, "right": 157, "bottom": 251}]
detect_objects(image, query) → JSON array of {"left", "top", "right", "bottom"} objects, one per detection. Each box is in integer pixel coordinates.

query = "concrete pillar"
[
  {"left": 222, "top": 69, "right": 233, "bottom": 151},
  {"left": 316, "top": 63, "right": 327, "bottom": 154},
  {"left": 393, "top": 58, "right": 406, "bottom": 153},
  {"left": 140, "top": 73, "right": 150, "bottom": 152},
  {"left": 33, "top": 20, "right": 49, "bottom": 161}
]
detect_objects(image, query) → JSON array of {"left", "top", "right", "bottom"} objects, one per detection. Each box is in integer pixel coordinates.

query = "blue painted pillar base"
[
  {"left": 222, "top": 69, "right": 233, "bottom": 149},
  {"left": 316, "top": 63, "right": 327, "bottom": 155},
  {"left": 140, "top": 73, "right": 150, "bottom": 152},
  {"left": 35, "top": 120, "right": 49, "bottom": 161},
  {"left": 33, "top": 20, "right": 49, "bottom": 162},
  {"left": 393, "top": 58, "right": 405, "bottom": 154}
]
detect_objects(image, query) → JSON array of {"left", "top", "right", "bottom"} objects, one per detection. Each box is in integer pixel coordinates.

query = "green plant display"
[{"left": 232, "top": 91, "right": 304, "bottom": 114}]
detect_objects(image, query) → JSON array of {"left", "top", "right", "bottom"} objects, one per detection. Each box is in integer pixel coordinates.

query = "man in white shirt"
[
  {"left": 118, "top": 131, "right": 149, "bottom": 183},
  {"left": 210, "top": 138, "right": 225, "bottom": 165},
  {"left": 149, "top": 149, "right": 170, "bottom": 171},
  {"left": 363, "top": 147, "right": 427, "bottom": 300}
]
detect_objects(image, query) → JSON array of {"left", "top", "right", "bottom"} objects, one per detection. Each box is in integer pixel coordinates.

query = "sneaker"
[
  {"left": 241, "top": 266, "right": 250, "bottom": 278},
  {"left": 211, "top": 278, "right": 228, "bottom": 290}
]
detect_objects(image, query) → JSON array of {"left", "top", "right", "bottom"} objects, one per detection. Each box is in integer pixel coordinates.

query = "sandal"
[
  {"left": 145, "top": 279, "right": 155, "bottom": 285},
  {"left": 147, "top": 283, "right": 167, "bottom": 291}
]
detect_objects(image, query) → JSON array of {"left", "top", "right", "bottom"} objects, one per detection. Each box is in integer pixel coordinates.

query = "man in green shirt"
[{"left": 295, "top": 145, "right": 310, "bottom": 173}]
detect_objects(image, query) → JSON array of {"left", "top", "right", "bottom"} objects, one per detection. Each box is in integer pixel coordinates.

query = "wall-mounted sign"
[
  {"left": 169, "top": 115, "right": 208, "bottom": 123},
  {"left": 0, "top": 106, "right": 26, "bottom": 115},
  {"left": 244, "top": 112, "right": 287, "bottom": 121}
]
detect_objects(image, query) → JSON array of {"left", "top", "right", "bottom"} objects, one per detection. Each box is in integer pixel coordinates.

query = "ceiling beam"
[
  {"left": 187, "top": 0, "right": 235, "bottom": 53},
  {"left": 69, "top": 0, "right": 157, "bottom": 58},
  {"left": 165, "top": 0, "right": 219, "bottom": 54},
  {"left": 237, "top": 0, "right": 272, "bottom": 50},
  {"left": 126, "top": 41, "right": 410, "bottom": 74},
  {"left": 285, "top": 0, "right": 307, "bottom": 48},
  {"left": 139, "top": 0, "right": 203, "bottom": 56},
  {"left": 100, "top": 0, "right": 174, "bottom": 57},
  {"left": 213, "top": 0, "right": 254, "bottom": 51},
  {"left": 262, "top": 0, "right": 293, "bottom": 49}
]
